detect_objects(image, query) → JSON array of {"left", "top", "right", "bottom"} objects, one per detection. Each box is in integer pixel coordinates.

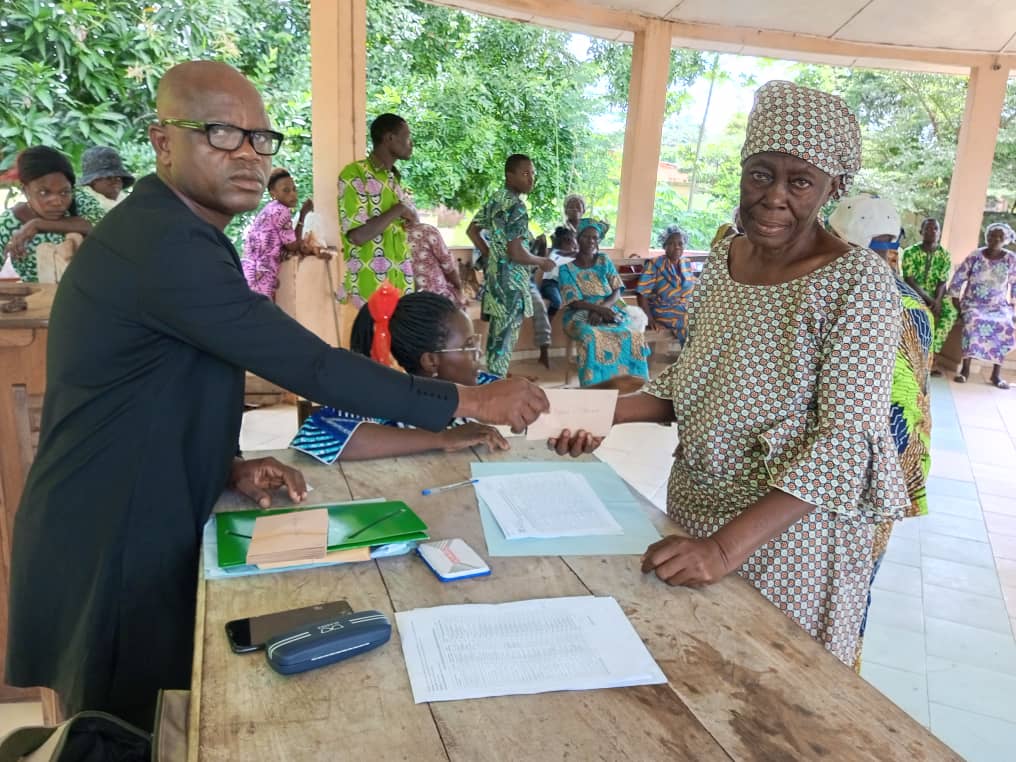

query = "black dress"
[{"left": 6, "top": 175, "right": 458, "bottom": 729}]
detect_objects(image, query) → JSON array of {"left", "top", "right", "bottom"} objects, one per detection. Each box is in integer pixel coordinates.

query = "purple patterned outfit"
[
  {"left": 947, "top": 249, "right": 1016, "bottom": 364},
  {"left": 242, "top": 200, "right": 296, "bottom": 300}
]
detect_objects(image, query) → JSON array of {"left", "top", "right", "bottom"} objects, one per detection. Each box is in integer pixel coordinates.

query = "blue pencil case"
[{"left": 265, "top": 610, "right": 391, "bottom": 675}]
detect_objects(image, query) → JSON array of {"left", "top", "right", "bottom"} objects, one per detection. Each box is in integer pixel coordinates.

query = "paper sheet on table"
[
  {"left": 470, "top": 461, "right": 661, "bottom": 556},
  {"left": 396, "top": 596, "right": 667, "bottom": 703},
  {"left": 474, "top": 470, "right": 622, "bottom": 539},
  {"left": 525, "top": 389, "right": 617, "bottom": 440}
]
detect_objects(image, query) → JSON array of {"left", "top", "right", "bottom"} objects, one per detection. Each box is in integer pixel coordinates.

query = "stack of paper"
[
  {"left": 245, "top": 509, "right": 328, "bottom": 565},
  {"left": 395, "top": 596, "right": 667, "bottom": 703},
  {"left": 474, "top": 470, "right": 623, "bottom": 540}
]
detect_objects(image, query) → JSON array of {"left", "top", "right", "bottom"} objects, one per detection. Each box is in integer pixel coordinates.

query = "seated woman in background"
[
  {"left": 558, "top": 220, "right": 650, "bottom": 387},
  {"left": 0, "top": 146, "right": 102, "bottom": 282},
  {"left": 290, "top": 286, "right": 508, "bottom": 462},
  {"left": 635, "top": 225, "right": 696, "bottom": 346},
  {"left": 242, "top": 167, "right": 315, "bottom": 300},
  {"left": 407, "top": 219, "right": 466, "bottom": 308},
  {"left": 77, "top": 145, "right": 135, "bottom": 218},
  {"left": 948, "top": 222, "right": 1016, "bottom": 389}
]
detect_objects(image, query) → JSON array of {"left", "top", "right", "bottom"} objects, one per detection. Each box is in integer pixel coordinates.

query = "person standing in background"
[
  {"left": 338, "top": 113, "right": 417, "bottom": 307},
  {"left": 468, "top": 154, "right": 553, "bottom": 376}
]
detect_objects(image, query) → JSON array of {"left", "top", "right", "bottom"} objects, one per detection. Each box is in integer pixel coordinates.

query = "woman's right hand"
[
  {"left": 548, "top": 429, "right": 604, "bottom": 457},
  {"left": 6, "top": 219, "right": 38, "bottom": 259},
  {"left": 439, "top": 422, "right": 509, "bottom": 453}
]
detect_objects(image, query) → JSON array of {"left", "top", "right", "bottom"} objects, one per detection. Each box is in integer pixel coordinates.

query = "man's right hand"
[
  {"left": 397, "top": 203, "right": 419, "bottom": 225},
  {"left": 455, "top": 378, "right": 549, "bottom": 434}
]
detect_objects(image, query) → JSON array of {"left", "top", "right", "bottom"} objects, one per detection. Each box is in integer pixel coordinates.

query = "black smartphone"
[{"left": 225, "top": 600, "right": 353, "bottom": 653}]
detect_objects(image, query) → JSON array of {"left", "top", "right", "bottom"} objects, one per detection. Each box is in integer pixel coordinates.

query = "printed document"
[
  {"left": 474, "top": 471, "right": 622, "bottom": 539},
  {"left": 396, "top": 596, "right": 667, "bottom": 703}
]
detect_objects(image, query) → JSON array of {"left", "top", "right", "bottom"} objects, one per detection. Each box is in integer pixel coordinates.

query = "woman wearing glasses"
[
  {"left": 291, "top": 286, "right": 508, "bottom": 462},
  {"left": 0, "top": 146, "right": 104, "bottom": 282}
]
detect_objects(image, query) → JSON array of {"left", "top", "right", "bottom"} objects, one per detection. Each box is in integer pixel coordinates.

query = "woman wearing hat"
[
  {"left": 553, "top": 81, "right": 907, "bottom": 666},
  {"left": 78, "top": 145, "right": 135, "bottom": 216},
  {"left": 0, "top": 145, "right": 104, "bottom": 282},
  {"left": 558, "top": 219, "right": 650, "bottom": 387}
]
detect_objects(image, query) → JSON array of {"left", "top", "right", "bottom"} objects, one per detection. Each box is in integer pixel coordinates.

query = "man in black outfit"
[{"left": 5, "top": 61, "right": 548, "bottom": 730}]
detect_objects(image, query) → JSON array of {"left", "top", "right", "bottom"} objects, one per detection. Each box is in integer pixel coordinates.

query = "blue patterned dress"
[
  {"left": 290, "top": 372, "right": 500, "bottom": 463},
  {"left": 558, "top": 253, "right": 650, "bottom": 387}
]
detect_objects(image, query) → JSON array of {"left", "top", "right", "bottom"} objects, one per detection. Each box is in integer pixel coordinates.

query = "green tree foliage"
[
  {"left": 365, "top": 0, "right": 624, "bottom": 230},
  {"left": 791, "top": 65, "right": 1016, "bottom": 224},
  {"left": 587, "top": 39, "right": 708, "bottom": 117}
]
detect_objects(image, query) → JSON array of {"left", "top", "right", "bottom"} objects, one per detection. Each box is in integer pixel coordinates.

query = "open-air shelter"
[{"left": 293, "top": 0, "right": 1016, "bottom": 348}]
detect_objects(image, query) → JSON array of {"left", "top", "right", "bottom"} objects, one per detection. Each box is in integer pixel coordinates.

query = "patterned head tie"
[
  {"left": 741, "top": 80, "right": 862, "bottom": 199},
  {"left": 576, "top": 218, "right": 607, "bottom": 238},
  {"left": 985, "top": 222, "right": 1016, "bottom": 245},
  {"left": 659, "top": 225, "right": 688, "bottom": 248}
]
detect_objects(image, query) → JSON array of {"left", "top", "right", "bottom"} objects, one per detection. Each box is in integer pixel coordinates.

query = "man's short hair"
[
  {"left": 505, "top": 154, "right": 531, "bottom": 176},
  {"left": 370, "top": 113, "right": 407, "bottom": 146}
]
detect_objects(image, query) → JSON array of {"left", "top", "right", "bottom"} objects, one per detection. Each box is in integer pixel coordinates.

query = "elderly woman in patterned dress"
[
  {"left": 552, "top": 81, "right": 908, "bottom": 666},
  {"left": 948, "top": 222, "right": 1016, "bottom": 389}
]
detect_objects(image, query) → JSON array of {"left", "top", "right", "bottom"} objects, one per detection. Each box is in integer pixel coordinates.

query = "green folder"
[{"left": 215, "top": 500, "right": 428, "bottom": 569}]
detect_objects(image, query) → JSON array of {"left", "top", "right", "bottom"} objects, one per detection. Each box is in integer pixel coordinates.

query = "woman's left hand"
[
  {"left": 641, "top": 535, "right": 731, "bottom": 587},
  {"left": 6, "top": 219, "right": 39, "bottom": 259}
]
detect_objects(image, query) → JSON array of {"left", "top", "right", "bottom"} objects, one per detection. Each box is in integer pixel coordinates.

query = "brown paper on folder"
[
  {"left": 525, "top": 389, "right": 618, "bottom": 440},
  {"left": 246, "top": 508, "right": 328, "bottom": 565}
]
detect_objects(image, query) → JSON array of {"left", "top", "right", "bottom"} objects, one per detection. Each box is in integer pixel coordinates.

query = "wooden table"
[
  {"left": 0, "top": 284, "right": 55, "bottom": 703},
  {"left": 190, "top": 443, "right": 958, "bottom": 761}
]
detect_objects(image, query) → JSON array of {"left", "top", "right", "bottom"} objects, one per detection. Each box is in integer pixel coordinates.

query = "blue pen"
[{"left": 421, "top": 478, "right": 479, "bottom": 496}]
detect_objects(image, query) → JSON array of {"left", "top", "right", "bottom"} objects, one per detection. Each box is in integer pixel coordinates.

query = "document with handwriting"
[
  {"left": 396, "top": 596, "right": 667, "bottom": 703},
  {"left": 526, "top": 388, "right": 617, "bottom": 440},
  {"left": 474, "top": 470, "right": 622, "bottom": 539}
]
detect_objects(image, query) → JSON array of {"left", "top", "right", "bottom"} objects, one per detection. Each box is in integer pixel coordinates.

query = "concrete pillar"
[
  {"left": 941, "top": 64, "right": 1010, "bottom": 265},
  {"left": 614, "top": 20, "right": 672, "bottom": 257},
  {"left": 276, "top": 0, "right": 367, "bottom": 347}
]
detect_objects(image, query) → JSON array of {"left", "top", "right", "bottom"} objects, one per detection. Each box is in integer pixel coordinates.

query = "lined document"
[
  {"left": 474, "top": 471, "right": 623, "bottom": 539},
  {"left": 396, "top": 596, "right": 667, "bottom": 703}
]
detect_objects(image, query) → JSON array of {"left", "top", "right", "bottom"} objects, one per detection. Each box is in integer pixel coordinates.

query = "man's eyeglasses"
[
  {"left": 432, "top": 335, "right": 482, "bottom": 359},
  {"left": 159, "top": 119, "right": 285, "bottom": 156}
]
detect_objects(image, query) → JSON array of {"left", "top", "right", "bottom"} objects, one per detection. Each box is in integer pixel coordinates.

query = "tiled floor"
[{"left": 5, "top": 356, "right": 1015, "bottom": 759}]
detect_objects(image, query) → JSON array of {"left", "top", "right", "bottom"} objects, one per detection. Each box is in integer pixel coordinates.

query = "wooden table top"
[
  {"left": 189, "top": 442, "right": 958, "bottom": 762},
  {"left": 0, "top": 283, "right": 55, "bottom": 330}
]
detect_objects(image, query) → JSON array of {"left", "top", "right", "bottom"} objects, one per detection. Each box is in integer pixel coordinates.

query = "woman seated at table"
[
  {"left": 552, "top": 81, "right": 908, "bottom": 667},
  {"left": 635, "top": 225, "right": 696, "bottom": 345},
  {"left": 0, "top": 146, "right": 103, "bottom": 282},
  {"left": 558, "top": 220, "right": 650, "bottom": 387},
  {"left": 290, "top": 285, "right": 508, "bottom": 462}
]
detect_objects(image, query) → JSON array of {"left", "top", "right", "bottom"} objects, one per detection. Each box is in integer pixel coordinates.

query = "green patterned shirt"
[
  {"left": 472, "top": 187, "right": 533, "bottom": 320},
  {"left": 337, "top": 157, "right": 412, "bottom": 306}
]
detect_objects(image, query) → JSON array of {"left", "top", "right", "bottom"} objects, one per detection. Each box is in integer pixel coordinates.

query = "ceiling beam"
[{"left": 425, "top": 0, "right": 1016, "bottom": 73}]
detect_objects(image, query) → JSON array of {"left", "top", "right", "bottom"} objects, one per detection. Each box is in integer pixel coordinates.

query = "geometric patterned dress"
[{"left": 646, "top": 237, "right": 908, "bottom": 665}]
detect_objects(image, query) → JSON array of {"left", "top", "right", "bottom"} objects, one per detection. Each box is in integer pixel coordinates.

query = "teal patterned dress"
[
  {"left": 558, "top": 253, "right": 650, "bottom": 386},
  {"left": 472, "top": 187, "right": 533, "bottom": 376}
]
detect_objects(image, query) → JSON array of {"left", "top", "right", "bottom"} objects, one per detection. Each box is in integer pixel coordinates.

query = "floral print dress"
[
  {"left": 647, "top": 237, "right": 908, "bottom": 665},
  {"left": 559, "top": 253, "right": 649, "bottom": 386},
  {"left": 242, "top": 199, "right": 297, "bottom": 299},
  {"left": 947, "top": 249, "right": 1016, "bottom": 365}
]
